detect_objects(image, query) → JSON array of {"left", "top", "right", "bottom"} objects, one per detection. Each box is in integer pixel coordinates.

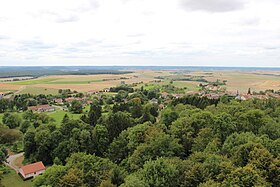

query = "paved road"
[{"left": 5, "top": 152, "right": 24, "bottom": 171}]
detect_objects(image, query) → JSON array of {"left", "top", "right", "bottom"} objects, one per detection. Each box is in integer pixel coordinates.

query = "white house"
[
  {"left": 19, "top": 161, "right": 46, "bottom": 180},
  {"left": 0, "top": 92, "right": 5, "bottom": 99}
]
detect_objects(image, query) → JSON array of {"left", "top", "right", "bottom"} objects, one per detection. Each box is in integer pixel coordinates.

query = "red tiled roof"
[
  {"left": 20, "top": 161, "right": 45, "bottom": 175},
  {"left": 65, "top": 97, "right": 84, "bottom": 102},
  {"left": 28, "top": 105, "right": 52, "bottom": 110}
]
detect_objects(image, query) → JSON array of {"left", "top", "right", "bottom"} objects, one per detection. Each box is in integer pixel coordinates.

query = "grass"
[
  {"left": 0, "top": 89, "right": 16, "bottom": 92},
  {"left": 18, "top": 87, "right": 59, "bottom": 95},
  {"left": 1, "top": 167, "right": 33, "bottom": 187},
  {"left": 9, "top": 78, "right": 61, "bottom": 85},
  {"left": 0, "top": 105, "right": 89, "bottom": 127},
  {"left": 48, "top": 105, "right": 91, "bottom": 125},
  {"left": 48, "top": 80, "right": 103, "bottom": 84},
  {"left": 13, "top": 155, "right": 24, "bottom": 168},
  {"left": 173, "top": 81, "right": 200, "bottom": 91},
  {"left": 0, "top": 113, "right": 3, "bottom": 122},
  {"left": 48, "top": 110, "right": 82, "bottom": 125},
  {"left": 9, "top": 77, "right": 104, "bottom": 85}
]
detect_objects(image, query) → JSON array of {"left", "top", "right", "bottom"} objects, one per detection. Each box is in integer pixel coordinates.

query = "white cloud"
[
  {"left": 0, "top": 0, "right": 280, "bottom": 66},
  {"left": 180, "top": 0, "right": 248, "bottom": 12}
]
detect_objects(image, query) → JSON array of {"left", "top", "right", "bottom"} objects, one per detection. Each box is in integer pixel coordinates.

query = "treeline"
[
  {"left": 109, "top": 85, "right": 134, "bottom": 93},
  {"left": 0, "top": 67, "right": 132, "bottom": 78}
]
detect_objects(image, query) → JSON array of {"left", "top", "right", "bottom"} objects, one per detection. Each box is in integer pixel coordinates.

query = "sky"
[{"left": 0, "top": 0, "right": 280, "bottom": 67}]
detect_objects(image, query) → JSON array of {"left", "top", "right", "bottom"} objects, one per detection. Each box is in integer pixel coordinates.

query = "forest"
[{"left": 0, "top": 89, "right": 280, "bottom": 187}]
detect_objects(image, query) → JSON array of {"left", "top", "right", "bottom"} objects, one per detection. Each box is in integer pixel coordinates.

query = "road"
[{"left": 5, "top": 152, "right": 24, "bottom": 171}]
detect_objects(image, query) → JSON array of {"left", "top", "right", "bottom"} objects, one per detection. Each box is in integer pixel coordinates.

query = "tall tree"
[{"left": 89, "top": 100, "right": 102, "bottom": 126}]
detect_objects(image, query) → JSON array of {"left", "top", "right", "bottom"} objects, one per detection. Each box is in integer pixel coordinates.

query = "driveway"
[{"left": 5, "top": 152, "right": 24, "bottom": 171}]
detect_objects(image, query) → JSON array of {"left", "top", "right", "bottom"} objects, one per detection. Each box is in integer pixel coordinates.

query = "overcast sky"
[{"left": 0, "top": 0, "right": 280, "bottom": 67}]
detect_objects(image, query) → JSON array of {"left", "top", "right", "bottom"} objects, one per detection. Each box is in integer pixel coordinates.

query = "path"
[
  {"left": 13, "top": 86, "right": 27, "bottom": 95},
  {"left": 5, "top": 152, "right": 24, "bottom": 171}
]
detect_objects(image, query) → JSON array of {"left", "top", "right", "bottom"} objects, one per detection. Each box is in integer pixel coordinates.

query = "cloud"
[
  {"left": 55, "top": 15, "right": 79, "bottom": 23},
  {"left": 0, "top": 35, "right": 9, "bottom": 40},
  {"left": 32, "top": 10, "right": 80, "bottom": 23},
  {"left": 238, "top": 17, "right": 260, "bottom": 26},
  {"left": 19, "top": 40, "right": 56, "bottom": 51},
  {"left": 180, "top": 0, "right": 247, "bottom": 12}
]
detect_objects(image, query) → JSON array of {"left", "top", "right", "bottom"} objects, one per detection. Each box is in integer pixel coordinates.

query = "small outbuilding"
[
  {"left": 0, "top": 92, "right": 5, "bottom": 99},
  {"left": 19, "top": 161, "right": 46, "bottom": 180}
]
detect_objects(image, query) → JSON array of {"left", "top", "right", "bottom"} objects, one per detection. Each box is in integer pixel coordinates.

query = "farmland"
[{"left": 0, "top": 69, "right": 280, "bottom": 95}]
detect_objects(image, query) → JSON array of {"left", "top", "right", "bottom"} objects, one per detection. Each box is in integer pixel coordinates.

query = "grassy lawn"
[
  {"left": 2, "top": 167, "right": 33, "bottom": 187},
  {"left": 49, "top": 110, "right": 80, "bottom": 123}
]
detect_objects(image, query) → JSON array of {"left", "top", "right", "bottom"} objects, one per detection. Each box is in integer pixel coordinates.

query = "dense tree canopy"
[{"left": 6, "top": 91, "right": 278, "bottom": 187}]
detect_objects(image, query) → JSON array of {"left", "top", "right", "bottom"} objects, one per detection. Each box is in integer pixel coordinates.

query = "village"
[{"left": 1, "top": 79, "right": 280, "bottom": 186}]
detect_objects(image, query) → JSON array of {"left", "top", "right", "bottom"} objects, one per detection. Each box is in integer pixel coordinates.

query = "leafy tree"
[
  {"left": 93, "top": 124, "right": 109, "bottom": 156},
  {"left": 121, "top": 174, "right": 146, "bottom": 187},
  {"left": 160, "top": 108, "right": 179, "bottom": 127},
  {"left": 129, "top": 98, "right": 143, "bottom": 118},
  {"left": 108, "top": 130, "right": 129, "bottom": 164},
  {"left": 222, "top": 165, "right": 270, "bottom": 187},
  {"left": 105, "top": 111, "right": 134, "bottom": 142},
  {"left": 139, "top": 157, "right": 179, "bottom": 187},
  {"left": 2, "top": 113, "right": 22, "bottom": 129},
  {"left": 140, "top": 104, "right": 156, "bottom": 123},
  {"left": 69, "top": 100, "right": 83, "bottom": 114},
  {"left": 0, "top": 147, "right": 8, "bottom": 163},
  {"left": 0, "top": 128, "right": 22, "bottom": 144},
  {"left": 128, "top": 131, "right": 183, "bottom": 171},
  {"left": 89, "top": 100, "right": 102, "bottom": 126},
  {"left": 115, "top": 90, "right": 128, "bottom": 102},
  {"left": 23, "top": 129, "right": 36, "bottom": 159}
]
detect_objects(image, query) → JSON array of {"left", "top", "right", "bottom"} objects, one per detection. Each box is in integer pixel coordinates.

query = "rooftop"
[{"left": 20, "top": 161, "right": 45, "bottom": 175}]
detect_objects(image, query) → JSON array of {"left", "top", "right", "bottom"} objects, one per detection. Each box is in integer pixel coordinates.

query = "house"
[
  {"left": 266, "top": 92, "right": 280, "bottom": 99},
  {"left": 19, "top": 161, "right": 45, "bottom": 180},
  {"left": 103, "top": 88, "right": 110, "bottom": 92},
  {"left": 65, "top": 97, "right": 84, "bottom": 103},
  {"left": 0, "top": 92, "right": 5, "bottom": 99},
  {"left": 159, "top": 104, "right": 165, "bottom": 110},
  {"left": 236, "top": 94, "right": 253, "bottom": 101},
  {"left": 150, "top": 98, "right": 158, "bottom": 104},
  {"left": 87, "top": 100, "right": 93, "bottom": 105},
  {"left": 28, "top": 105, "right": 55, "bottom": 112},
  {"left": 186, "top": 91, "right": 200, "bottom": 95},
  {"left": 204, "top": 93, "right": 220, "bottom": 100},
  {"left": 172, "top": 94, "right": 184, "bottom": 99},
  {"left": 54, "top": 98, "right": 63, "bottom": 104},
  {"left": 160, "top": 92, "right": 169, "bottom": 99}
]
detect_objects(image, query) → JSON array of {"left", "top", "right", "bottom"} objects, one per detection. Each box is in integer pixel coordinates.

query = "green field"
[
  {"left": 18, "top": 87, "right": 59, "bottom": 95},
  {"left": 1, "top": 167, "right": 33, "bottom": 187},
  {"left": 48, "top": 80, "right": 103, "bottom": 84},
  {"left": 9, "top": 78, "right": 60, "bottom": 85},
  {"left": 9, "top": 77, "right": 103, "bottom": 85},
  {"left": 48, "top": 110, "right": 83, "bottom": 125}
]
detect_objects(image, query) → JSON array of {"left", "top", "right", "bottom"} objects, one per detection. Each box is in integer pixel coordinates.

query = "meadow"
[{"left": 1, "top": 167, "right": 33, "bottom": 187}]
